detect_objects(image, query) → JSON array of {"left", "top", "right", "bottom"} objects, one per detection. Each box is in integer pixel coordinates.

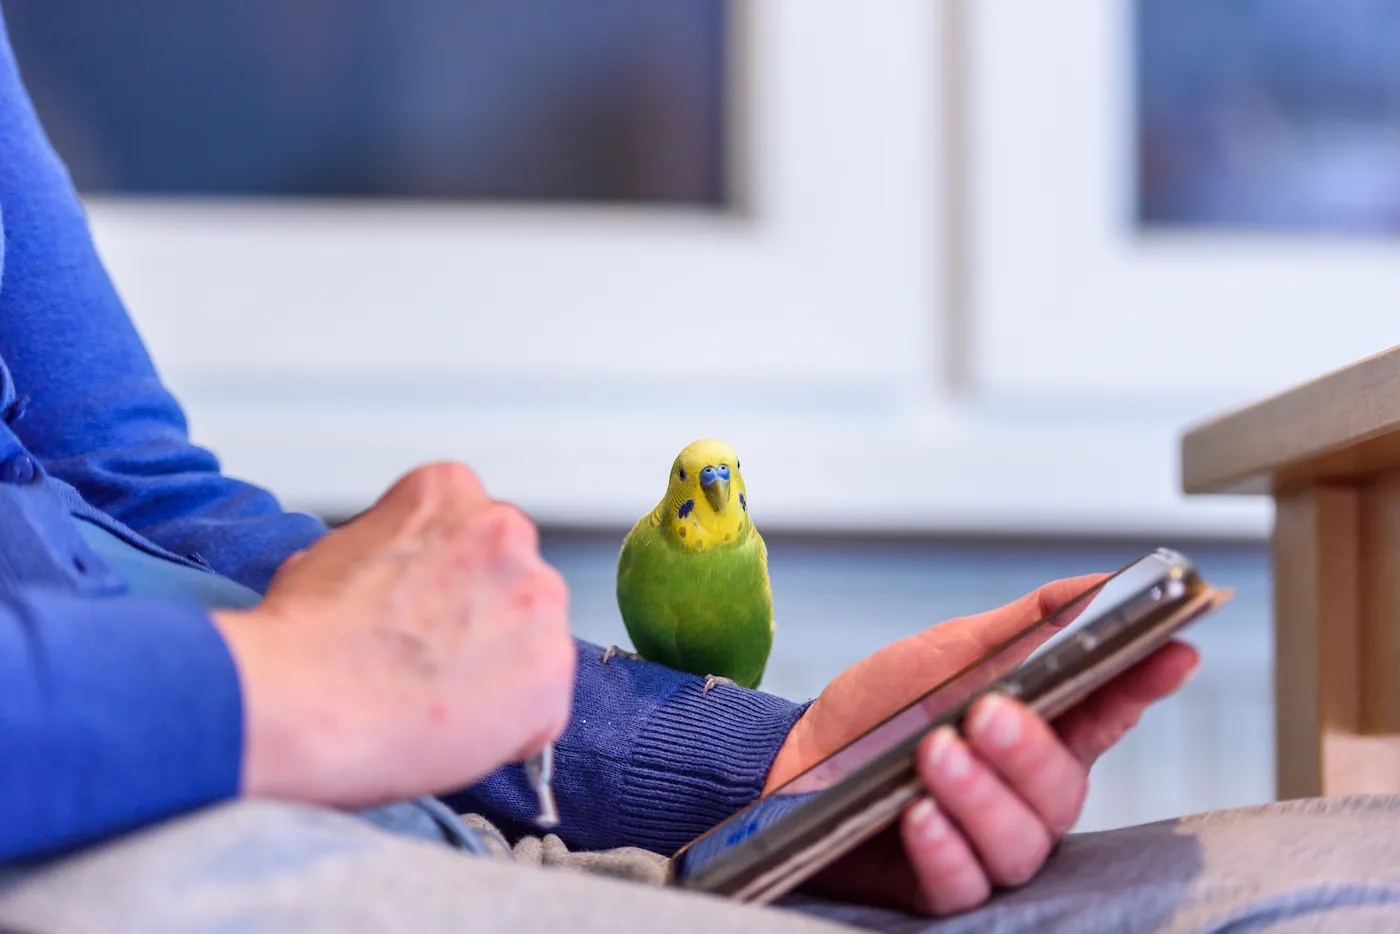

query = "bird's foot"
[
  {"left": 701, "top": 675, "right": 738, "bottom": 696},
  {"left": 601, "top": 645, "right": 645, "bottom": 665}
]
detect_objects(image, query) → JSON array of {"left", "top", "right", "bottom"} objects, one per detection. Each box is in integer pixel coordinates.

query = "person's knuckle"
[
  {"left": 384, "top": 467, "right": 444, "bottom": 522},
  {"left": 993, "top": 829, "right": 1051, "bottom": 888},
  {"left": 512, "top": 617, "right": 574, "bottom": 687},
  {"left": 507, "top": 566, "right": 569, "bottom": 619},
  {"left": 531, "top": 669, "right": 574, "bottom": 739},
  {"left": 482, "top": 501, "right": 540, "bottom": 553},
  {"left": 998, "top": 725, "right": 1054, "bottom": 779},
  {"left": 543, "top": 691, "right": 572, "bottom": 737},
  {"left": 952, "top": 763, "right": 999, "bottom": 810},
  {"left": 935, "top": 873, "right": 990, "bottom": 916},
  {"left": 389, "top": 462, "right": 484, "bottom": 523},
  {"left": 1046, "top": 768, "right": 1089, "bottom": 836},
  {"left": 1119, "top": 706, "right": 1145, "bottom": 737},
  {"left": 1088, "top": 714, "right": 1132, "bottom": 759},
  {"left": 420, "top": 461, "right": 487, "bottom": 504},
  {"left": 521, "top": 560, "right": 564, "bottom": 597},
  {"left": 540, "top": 629, "right": 577, "bottom": 682},
  {"left": 1004, "top": 737, "right": 1083, "bottom": 833}
]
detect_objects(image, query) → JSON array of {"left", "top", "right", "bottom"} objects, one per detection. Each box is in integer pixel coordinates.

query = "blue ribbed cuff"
[{"left": 618, "top": 681, "right": 810, "bottom": 855}]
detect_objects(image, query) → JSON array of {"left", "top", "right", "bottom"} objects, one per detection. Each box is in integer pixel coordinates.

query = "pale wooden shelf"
[{"left": 1184, "top": 346, "right": 1400, "bottom": 496}]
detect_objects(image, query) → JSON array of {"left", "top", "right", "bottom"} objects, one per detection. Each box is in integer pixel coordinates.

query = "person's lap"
[
  {"left": 0, "top": 800, "right": 856, "bottom": 934},
  {"left": 5, "top": 796, "right": 1400, "bottom": 934}
]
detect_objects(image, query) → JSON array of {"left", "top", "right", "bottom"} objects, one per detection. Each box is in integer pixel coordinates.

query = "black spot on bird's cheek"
[
  {"left": 739, "top": 492, "right": 747, "bottom": 512},
  {"left": 678, "top": 526, "right": 687, "bottom": 538},
  {"left": 678, "top": 499, "right": 695, "bottom": 520}
]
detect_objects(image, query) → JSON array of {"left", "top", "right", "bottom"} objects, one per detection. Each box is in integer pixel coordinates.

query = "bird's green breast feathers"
[{"left": 616, "top": 518, "right": 774, "bottom": 689}]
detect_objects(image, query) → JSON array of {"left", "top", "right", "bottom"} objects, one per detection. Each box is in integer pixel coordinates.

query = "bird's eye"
[
  {"left": 678, "top": 468, "right": 687, "bottom": 481},
  {"left": 736, "top": 459, "right": 741, "bottom": 469}
]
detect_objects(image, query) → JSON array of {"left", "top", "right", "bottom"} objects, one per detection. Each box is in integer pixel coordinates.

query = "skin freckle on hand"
[{"left": 374, "top": 627, "right": 433, "bottom": 671}]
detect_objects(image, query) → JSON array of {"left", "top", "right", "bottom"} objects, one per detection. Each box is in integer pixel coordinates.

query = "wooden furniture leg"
[{"left": 1274, "top": 482, "right": 1400, "bottom": 798}]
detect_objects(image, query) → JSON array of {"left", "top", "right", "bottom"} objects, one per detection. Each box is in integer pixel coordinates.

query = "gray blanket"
[{"left": 5, "top": 795, "right": 1400, "bottom": 933}]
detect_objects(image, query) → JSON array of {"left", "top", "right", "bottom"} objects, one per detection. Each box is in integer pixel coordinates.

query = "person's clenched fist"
[{"left": 213, "top": 462, "right": 577, "bottom": 809}]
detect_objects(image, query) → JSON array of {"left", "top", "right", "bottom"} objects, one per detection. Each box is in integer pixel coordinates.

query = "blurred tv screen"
[{"left": 5, "top": 0, "right": 727, "bottom": 205}]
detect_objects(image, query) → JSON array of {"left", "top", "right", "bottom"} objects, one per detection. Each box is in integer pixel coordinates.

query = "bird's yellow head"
[{"left": 656, "top": 438, "right": 751, "bottom": 549}]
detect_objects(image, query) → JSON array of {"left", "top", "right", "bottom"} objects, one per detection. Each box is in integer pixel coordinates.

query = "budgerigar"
[{"left": 602, "top": 439, "right": 773, "bottom": 694}]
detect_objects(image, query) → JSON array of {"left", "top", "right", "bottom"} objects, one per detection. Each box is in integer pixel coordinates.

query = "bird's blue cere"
[
  {"left": 717, "top": 464, "right": 730, "bottom": 481},
  {"left": 700, "top": 466, "right": 719, "bottom": 486}
]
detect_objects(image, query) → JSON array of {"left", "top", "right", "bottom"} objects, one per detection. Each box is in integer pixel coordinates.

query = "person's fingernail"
[
  {"left": 928, "top": 726, "right": 970, "bottom": 782},
  {"left": 1184, "top": 658, "right": 1202, "bottom": 682},
  {"left": 969, "top": 694, "right": 1021, "bottom": 751},
  {"left": 909, "top": 798, "right": 947, "bottom": 842}
]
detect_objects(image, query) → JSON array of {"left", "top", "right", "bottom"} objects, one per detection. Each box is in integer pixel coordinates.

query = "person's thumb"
[{"left": 924, "top": 574, "right": 1109, "bottom": 675}]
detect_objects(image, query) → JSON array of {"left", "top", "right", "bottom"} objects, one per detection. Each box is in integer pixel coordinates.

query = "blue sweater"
[{"left": 0, "top": 7, "right": 804, "bottom": 863}]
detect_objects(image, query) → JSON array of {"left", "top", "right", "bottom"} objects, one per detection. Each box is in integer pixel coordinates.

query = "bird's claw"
[
  {"left": 701, "top": 675, "right": 737, "bottom": 696},
  {"left": 602, "top": 645, "right": 645, "bottom": 665}
]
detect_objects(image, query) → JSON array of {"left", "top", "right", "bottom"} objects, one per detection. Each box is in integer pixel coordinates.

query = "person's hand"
[
  {"left": 211, "top": 462, "right": 577, "bottom": 809},
  {"left": 765, "top": 576, "right": 1200, "bottom": 916}
]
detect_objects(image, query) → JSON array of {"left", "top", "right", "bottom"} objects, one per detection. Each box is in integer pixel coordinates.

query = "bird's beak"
[{"left": 702, "top": 476, "right": 730, "bottom": 513}]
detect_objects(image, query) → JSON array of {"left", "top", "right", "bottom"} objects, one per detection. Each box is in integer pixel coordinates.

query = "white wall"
[{"left": 87, "top": 0, "right": 1399, "bottom": 536}]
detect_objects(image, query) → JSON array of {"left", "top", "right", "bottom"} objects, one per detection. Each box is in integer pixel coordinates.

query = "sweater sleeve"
[
  {"left": 0, "top": 9, "right": 324, "bottom": 595},
  {"left": 445, "top": 640, "right": 811, "bottom": 856},
  {"left": 0, "top": 588, "right": 243, "bottom": 862}
]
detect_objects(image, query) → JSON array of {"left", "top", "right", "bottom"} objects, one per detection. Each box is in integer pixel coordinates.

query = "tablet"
[{"left": 668, "top": 548, "right": 1230, "bottom": 903}]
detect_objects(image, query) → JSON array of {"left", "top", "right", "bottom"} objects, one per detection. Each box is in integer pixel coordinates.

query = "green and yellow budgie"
[{"left": 602, "top": 439, "right": 773, "bottom": 694}]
